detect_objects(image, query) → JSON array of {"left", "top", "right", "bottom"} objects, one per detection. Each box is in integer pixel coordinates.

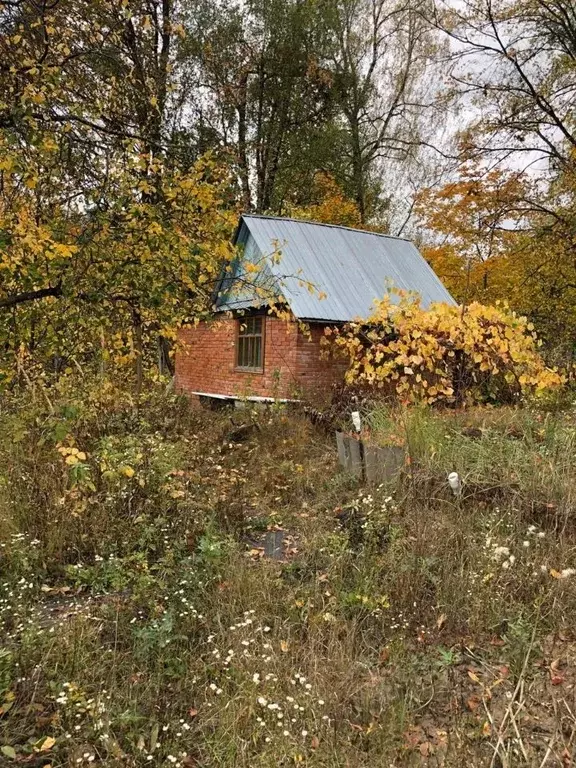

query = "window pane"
[
  {"left": 239, "top": 316, "right": 263, "bottom": 338},
  {"left": 237, "top": 316, "right": 263, "bottom": 369},
  {"left": 253, "top": 337, "right": 262, "bottom": 368}
]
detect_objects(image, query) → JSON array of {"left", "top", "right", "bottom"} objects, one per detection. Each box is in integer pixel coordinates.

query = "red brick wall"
[
  {"left": 175, "top": 315, "right": 347, "bottom": 400},
  {"left": 295, "top": 324, "right": 349, "bottom": 398}
]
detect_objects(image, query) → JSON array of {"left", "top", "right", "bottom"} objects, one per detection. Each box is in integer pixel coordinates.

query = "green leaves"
[
  {"left": 0, "top": 138, "right": 235, "bottom": 384},
  {"left": 0, "top": 1, "right": 240, "bottom": 388}
]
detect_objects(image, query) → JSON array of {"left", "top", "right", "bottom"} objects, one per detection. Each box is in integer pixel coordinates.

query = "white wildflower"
[{"left": 492, "top": 546, "right": 510, "bottom": 561}]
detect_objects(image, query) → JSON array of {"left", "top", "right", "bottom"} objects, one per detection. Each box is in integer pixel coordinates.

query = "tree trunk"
[
  {"left": 350, "top": 124, "right": 366, "bottom": 224},
  {"left": 158, "top": 335, "right": 174, "bottom": 376},
  {"left": 236, "top": 72, "right": 252, "bottom": 210},
  {"left": 132, "top": 307, "right": 144, "bottom": 398}
]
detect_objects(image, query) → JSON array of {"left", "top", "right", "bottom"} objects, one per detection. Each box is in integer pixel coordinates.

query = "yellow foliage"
[
  {"left": 417, "top": 163, "right": 576, "bottom": 350},
  {"left": 327, "top": 292, "right": 563, "bottom": 405},
  {"left": 0, "top": 131, "right": 237, "bottom": 382},
  {"left": 416, "top": 165, "right": 528, "bottom": 306},
  {"left": 286, "top": 172, "right": 362, "bottom": 229}
]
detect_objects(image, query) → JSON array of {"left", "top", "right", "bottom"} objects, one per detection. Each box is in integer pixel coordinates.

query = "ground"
[{"left": 1, "top": 386, "right": 576, "bottom": 766}]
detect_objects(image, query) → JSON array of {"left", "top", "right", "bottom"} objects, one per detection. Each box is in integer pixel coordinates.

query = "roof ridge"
[{"left": 240, "top": 213, "right": 411, "bottom": 243}]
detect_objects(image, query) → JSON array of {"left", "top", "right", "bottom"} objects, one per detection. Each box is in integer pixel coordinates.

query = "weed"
[{"left": 1, "top": 384, "right": 576, "bottom": 765}]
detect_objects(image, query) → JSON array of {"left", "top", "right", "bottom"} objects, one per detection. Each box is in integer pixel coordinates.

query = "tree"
[
  {"left": 183, "top": 0, "right": 338, "bottom": 213},
  {"left": 323, "top": 0, "right": 444, "bottom": 223},
  {"left": 285, "top": 172, "right": 363, "bottom": 228},
  {"left": 0, "top": 1, "right": 236, "bottom": 388},
  {"left": 503, "top": 165, "right": 576, "bottom": 350},
  {"left": 179, "top": 0, "right": 447, "bottom": 226},
  {"left": 416, "top": 164, "right": 529, "bottom": 303},
  {"left": 327, "top": 292, "right": 562, "bottom": 405},
  {"left": 434, "top": 0, "right": 576, "bottom": 170},
  {"left": 417, "top": 162, "right": 576, "bottom": 352},
  {"left": 419, "top": 0, "right": 576, "bottom": 352}
]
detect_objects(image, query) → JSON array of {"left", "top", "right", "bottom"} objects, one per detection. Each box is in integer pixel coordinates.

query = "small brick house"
[{"left": 175, "top": 215, "right": 454, "bottom": 403}]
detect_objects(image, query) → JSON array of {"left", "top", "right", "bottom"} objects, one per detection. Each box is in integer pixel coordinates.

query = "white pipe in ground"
[{"left": 448, "top": 471, "right": 462, "bottom": 496}]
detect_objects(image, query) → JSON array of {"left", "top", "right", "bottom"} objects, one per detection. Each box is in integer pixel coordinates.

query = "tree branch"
[{"left": 0, "top": 283, "right": 62, "bottom": 309}]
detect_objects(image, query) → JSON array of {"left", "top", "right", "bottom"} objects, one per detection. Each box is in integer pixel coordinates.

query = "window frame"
[{"left": 235, "top": 314, "right": 265, "bottom": 373}]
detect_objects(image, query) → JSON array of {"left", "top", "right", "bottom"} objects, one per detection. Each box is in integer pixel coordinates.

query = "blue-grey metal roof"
[{"left": 214, "top": 215, "right": 455, "bottom": 322}]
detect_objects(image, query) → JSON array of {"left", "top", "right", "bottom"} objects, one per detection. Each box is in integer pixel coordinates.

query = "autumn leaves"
[{"left": 326, "top": 293, "right": 563, "bottom": 405}]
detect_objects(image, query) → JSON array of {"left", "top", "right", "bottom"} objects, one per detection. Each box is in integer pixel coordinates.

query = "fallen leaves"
[
  {"left": 466, "top": 695, "right": 481, "bottom": 712},
  {"left": 467, "top": 669, "right": 481, "bottom": 684},
  {"left": 247, "top": 547, "right": 265, "bottom": 559},
  {"left": 403, "top": 723, "right": 448, "bottom": 761},
  {"left": 39, "top": 736, "right": 56, "bottom": 751},
  {"left": 378, "top": 646, "right": 390, "bottom": 664},
  {"left": 40, "top": 584, "right": 72, "bottom": 595},
  {"left": 419, "top": 740, "right": 432, "bottom": 757},
  {"left": 0, "top": 692, "right": 15, "bottom": 716},
  {"left": 549, "top": 658, "right": 565, "bottom": 685}
]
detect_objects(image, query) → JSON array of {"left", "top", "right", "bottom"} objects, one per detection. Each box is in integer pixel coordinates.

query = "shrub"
[{"left": 326, "top": 294, "right": 563, "bottom": 405}]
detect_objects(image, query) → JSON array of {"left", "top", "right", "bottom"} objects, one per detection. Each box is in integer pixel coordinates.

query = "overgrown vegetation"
[
  {"left": 2, "top": 0, "right": 576, "bottom": 764},
  {"left": 327, "top": 294, "right": 563, "bottom": 405},
  {"left": 2, "top": 0, "right": 576, "bottom": 382},
  {"left": 2, "top": 383, "right": 576, "bottom": 766}
]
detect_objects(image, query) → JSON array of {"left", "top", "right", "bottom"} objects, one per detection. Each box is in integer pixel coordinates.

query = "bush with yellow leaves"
[{"left": 326, "top": 294, "right": 563, "bottom": 405}]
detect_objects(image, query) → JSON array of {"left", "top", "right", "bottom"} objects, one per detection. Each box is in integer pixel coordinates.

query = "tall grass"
[
  {"left": 369, "top": 405, "right": 576, "bottom": 530},
  {"left": 1, "top": 385, "right": 576, "bottom": 765}
]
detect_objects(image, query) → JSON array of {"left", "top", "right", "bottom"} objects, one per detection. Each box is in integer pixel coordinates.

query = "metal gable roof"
[{"left": 215, "top": 214, "right": 456, "bottom": 322}]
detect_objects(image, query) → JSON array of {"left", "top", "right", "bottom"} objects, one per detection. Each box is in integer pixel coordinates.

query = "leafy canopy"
[
  {"left": 0, "top": 1, "right": 238, "bottom": 387},
  {"left": 326, "top": 293, "right": 563, "bottom": 406}
]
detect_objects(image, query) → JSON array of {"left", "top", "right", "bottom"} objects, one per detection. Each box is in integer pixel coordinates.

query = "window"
[{"left": 236, "top": 316, "right": 264, "bottom": 371}]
